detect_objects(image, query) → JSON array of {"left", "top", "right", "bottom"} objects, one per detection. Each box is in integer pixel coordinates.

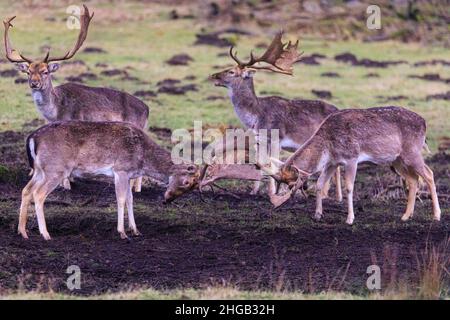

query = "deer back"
[
  {"left": 54, "top": 83, "right": 149, "bottom": 129},
  {"left": 27, "top": 121, "right": 168, "bottom": 179},
  {"left": 287, "top": 106, "right": 427, "bottom": 171}
]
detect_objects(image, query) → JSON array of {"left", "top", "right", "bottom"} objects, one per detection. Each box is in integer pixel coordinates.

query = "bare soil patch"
[{"left": 0, "top": 130, "right": 448, "bottom": 296}]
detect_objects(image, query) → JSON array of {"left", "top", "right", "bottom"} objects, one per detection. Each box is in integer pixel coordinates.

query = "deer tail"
[
  {"left": 26, "top": 136, "right": 37, "bottom": 170},
  {"left": 423, "top": 139, "right": 431, "bottom": 154}
]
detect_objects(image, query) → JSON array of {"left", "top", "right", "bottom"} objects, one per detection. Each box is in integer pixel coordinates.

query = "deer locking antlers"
[
  {"left": 229, "top": 31, "right": 303, "bottom": 75},
  {"left": 3, "top": 4, "right": 94, "bottom": 64}
]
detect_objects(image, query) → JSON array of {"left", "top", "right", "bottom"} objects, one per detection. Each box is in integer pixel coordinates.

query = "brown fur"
[
  {"left": 18, "top": 61, "right": 149, "bottom": 192},
  {"left": 210, "top": 65, "right": 342, "bottom": 200},
  {"left": 274, "top": 106, "right": 441, "bottom": 224},
  {"left": 20, "top": 121, "right": 199, "bottom": 240}
]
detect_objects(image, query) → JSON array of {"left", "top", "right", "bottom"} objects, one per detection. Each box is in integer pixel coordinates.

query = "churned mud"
[{"left": 0, "top": 129, "right": 448, "bottom": 295}]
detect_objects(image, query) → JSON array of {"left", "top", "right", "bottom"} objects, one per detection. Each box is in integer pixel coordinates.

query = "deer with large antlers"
[
  {"left": 260, "top": 106, "right": 441, "bottom": 224},
  {"left": 4, "top": 5, "right": 149, "bottom": 192},
  {"left": 209, "top": 31, "right": 342, "bottom": 201},
  {"left": 20, "top": 121, "right": 203, "bottom": 240}
]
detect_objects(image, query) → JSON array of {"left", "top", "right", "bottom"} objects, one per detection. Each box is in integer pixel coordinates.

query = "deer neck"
[
  {"left": 31, "top": 80, "right": 57, "bottom": 122},
  {"left": 143, "top": 144, "right": 175, "bottom": 183},
  {"left": 228, "top": 79, "right": 259, "bottom": 128},
  {"left": 288, "top": 136, "right": 328, "bottom": 174}
]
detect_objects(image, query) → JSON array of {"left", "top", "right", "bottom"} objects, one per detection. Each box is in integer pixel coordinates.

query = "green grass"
[
  {"left": 0, "top": 1, "right": 449, "bottom": 300},
  {"left": 0, "top": 1, "right": 448, "bottom": 149}
]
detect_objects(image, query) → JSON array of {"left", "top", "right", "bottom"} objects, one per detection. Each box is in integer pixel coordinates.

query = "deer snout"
[
  {"left": 163, "top": 190, "right": 176, "bottom": 204},
  {"left": 209, "top": 72, "right": 226, "bottom": 87},
  {"left": 29, "top": 80, "right": 41, "bottom": 89}
]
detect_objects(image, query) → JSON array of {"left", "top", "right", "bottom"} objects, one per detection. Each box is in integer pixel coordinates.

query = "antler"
[
  {"left": 3, "top": 16, "right": 32, "bottom": 63},
  {"left": 45, "top": 5, "right": 94, "bottom": 63},
  {"left": 229, "top": 31, "right": 303, "bottom": 75}
]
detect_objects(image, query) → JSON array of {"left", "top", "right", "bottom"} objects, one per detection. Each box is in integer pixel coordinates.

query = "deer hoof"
[
  {"left": 18, "top": 229, "right": 29, "bottom": 239},
  {"left": 41, "top": 232, "right": 52, "bottom": 241},
  {"left": 345, "top": 217, "right": 354, "bottom": 225},
  {"left": 130, "top": 228, "right": 142, "bottom": 236},
  {"left": 313, "top": 212, "right": 322, "bottom": 221},
  {"left": 119, "top": 231, "right": 128, "bottom": 239},
  {"left": 401, "top": 214, "right": 411, "bottom": 222}
]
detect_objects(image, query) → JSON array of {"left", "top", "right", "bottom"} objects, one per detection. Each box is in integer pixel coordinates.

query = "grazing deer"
[
  {"left": 260, "top": 106, "right": 441, "bottom": 224},
  {"left": 3, "top": 5, "right": 149, "bottom": 192},
  {"left": 20, "top": 121, "right": 202, "bottom": 240},
  {"left": 209, "top": 31, "right": 342, "bottom": 201}
]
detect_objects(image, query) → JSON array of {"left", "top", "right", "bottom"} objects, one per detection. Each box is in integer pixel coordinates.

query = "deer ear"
[
  {"left": 48, "top": 63, "right": 60, "bottom": 73},
  {"left": 241, "top": 68, "right": 255, "bottom": 79},
  {"left": 15, "top": 63, "right": 29, "bottom": 73}
]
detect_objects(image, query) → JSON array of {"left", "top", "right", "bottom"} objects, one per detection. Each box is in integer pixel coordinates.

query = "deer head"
[
  {"left": 3, "top": 5, "right": 94, "bottom": 90},
  {"left": 258, "top": 158, "right": 311, "bottom": 208},
  {"left": 163, "top": 164, "right": 208, "bottom": 203},
  {"left": 209, "top": 31, "right": 303, "bottom": 88}
]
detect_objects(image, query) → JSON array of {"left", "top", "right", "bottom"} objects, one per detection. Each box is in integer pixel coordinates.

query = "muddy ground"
[{"left": 0, "top": 128, "right": 448, "bottom": 296}]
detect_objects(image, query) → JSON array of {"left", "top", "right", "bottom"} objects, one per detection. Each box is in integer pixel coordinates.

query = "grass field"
[{"left": 0, "top": 1, "right": 449, "bottom": 300}]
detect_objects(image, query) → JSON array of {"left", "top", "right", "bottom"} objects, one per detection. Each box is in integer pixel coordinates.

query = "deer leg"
[
  {"left": 18, "top": 179, "right": 36, "bottom": 239},
  {"left": 62, "top": 178, "right": 71, "bottom": 190},
  {"left": 423, "top": 165, "right": 441, "bottom": 221},
  {"left": 392, "top": 161, "right": 419, "bottom": 221},
  {"left": 334, "top": 166, "right": 343, "bottom": 202},
  {"left": 126, "top": 181, "right": 140, "bottom": 236},
  {"left": 32, "top": 176, "right": 61, "bottom": 240},
  {"left": 114, "top": 172, "right": 129, "bottom": 239},
  {"left": 414, "top": 164, "right": 441, "bottom": 221},
  {"left": 343, "top": 162, "right": 358, "bottom": 225},
  {"left": 133, "top": 176, "right": 143, "bottom": 193},
  {"left": 314, "top": 165, "right": 337, "bottom": 221},
  {"left": 250, "top": 180, "right": 261, "bottom": 195},
  {"left": 401, "top": 174, "right": 419, "bottom": 221},
  {"left": 321, "top": 178, "right": 331, "bottom": 200}
]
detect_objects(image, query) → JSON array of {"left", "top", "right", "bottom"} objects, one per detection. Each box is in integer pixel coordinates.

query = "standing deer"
[
  {"left": 3, "top": 5, "right": 149, "bottom": 191},
  {"left": 20, "top": 121, "right": 203, "bottom": 240},
  {"left": 209, "top": 31, "right": 342, "bottom": 201},
  {"left": 260, "top": 106, "right": 441, "bottom": 224}
]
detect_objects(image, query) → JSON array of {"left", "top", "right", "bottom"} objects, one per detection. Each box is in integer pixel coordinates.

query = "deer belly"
[
  {"left": 357, "top": 152, "right": 397, "bottom": 165},
  {"left": 280, "top": 137, "right": 301, "bottom": 151},
  {"left": 71, "top": 165, "right": 114, "bottom": 178}
]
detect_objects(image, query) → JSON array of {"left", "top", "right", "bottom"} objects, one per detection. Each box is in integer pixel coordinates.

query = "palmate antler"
[
  {"left": 3, "top": 16, "right": 32, "bottom": 63},
  {"left": 3, "top": 5, "right": 94, "bottom": 64},
  {"left": 45, "top": 5, "right": 94, "bottom": 63},
  {"left": 229, "top": 31, "right": 303, "bottom": 75}
]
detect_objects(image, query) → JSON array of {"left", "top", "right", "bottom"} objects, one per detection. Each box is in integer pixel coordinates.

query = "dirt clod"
[
  {"left": 0, "top": 69, "right": 19, "bottom": 78},
  {"left": 311, "top": 89, "right": 332, "bottom": 99},
  {"left": 166, "top": 54, "right": 194, "bottom": 66},
  {"left": 83, "top": 47, "right": 107, "bottom": 54}
]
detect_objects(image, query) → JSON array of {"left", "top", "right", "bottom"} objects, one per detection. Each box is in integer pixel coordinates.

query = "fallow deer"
[
  {"left": 4, "top": 5, "right": 149, "bottom": 191},
  {"left": 260, "top": 106, "right": 441, "bottom": 224},
  {"left": 209, "top": 31, "right": 342, "bottom": 201},
  {"left": 20, "top": 121, "right": 202, "bottom": 240}
]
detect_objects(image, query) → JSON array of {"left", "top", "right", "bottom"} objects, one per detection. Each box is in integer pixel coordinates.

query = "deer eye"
[
  {"left": 183, "top": 180, "right": 190, "bottom": 186},
  {"left": 42, "top": 71, "right": 49, "bottom": 75},
  {"left": 228, "top": 70, "right": 235, "bottom": 75}
]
